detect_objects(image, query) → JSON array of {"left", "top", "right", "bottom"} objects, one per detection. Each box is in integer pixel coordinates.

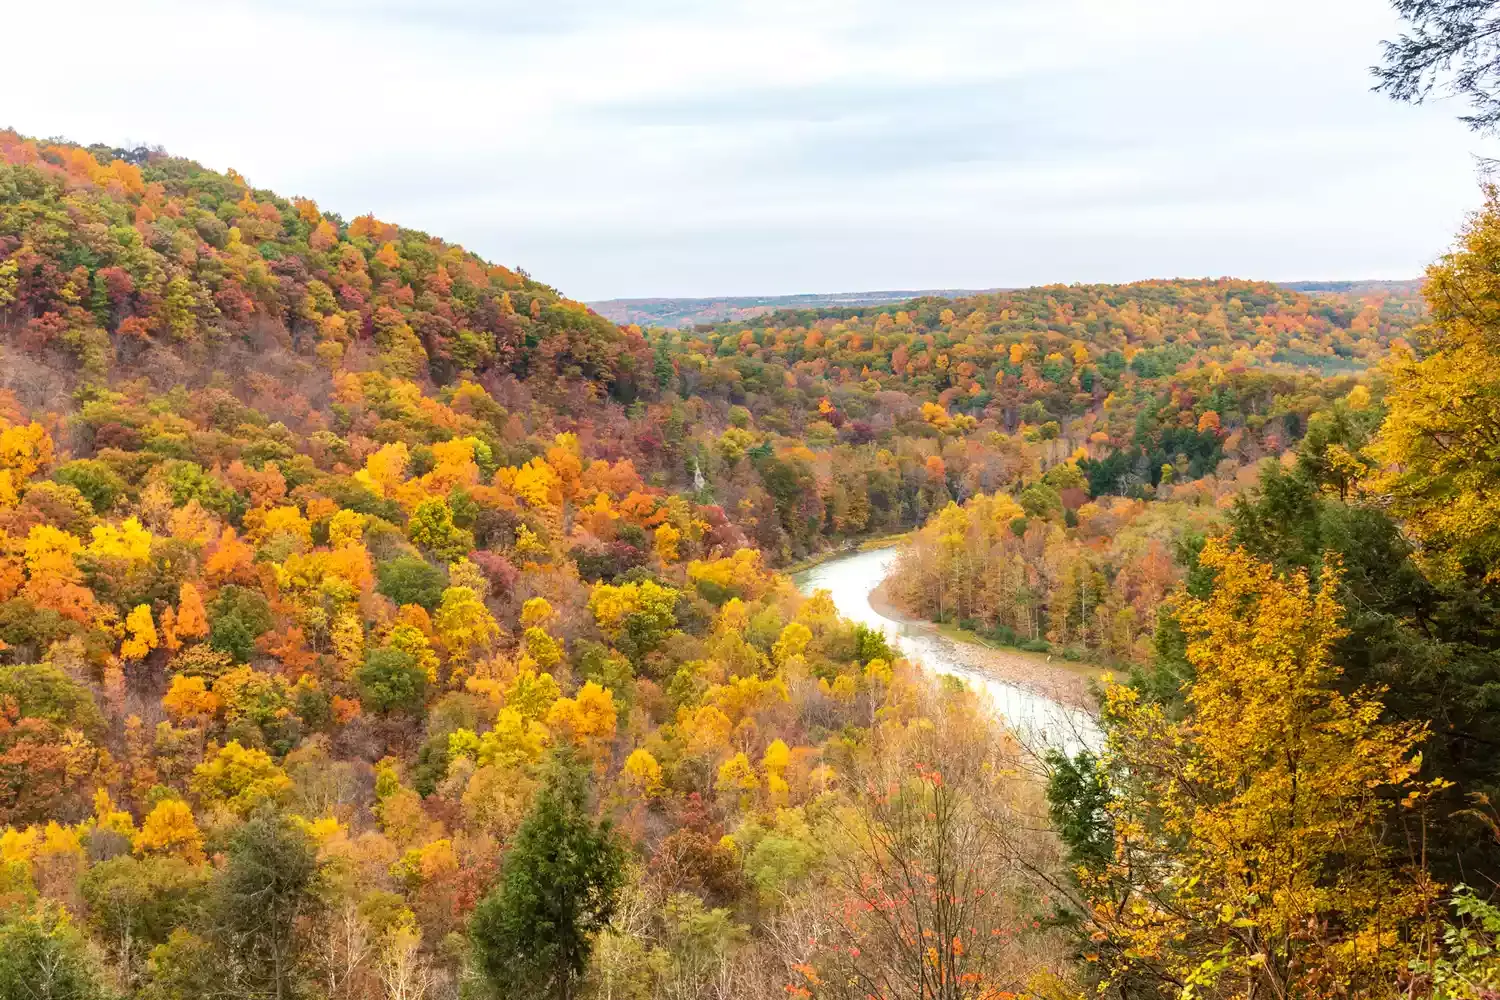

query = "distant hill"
[
  {"left": 592, "top": 280, "right": 1422, "bottom": 328},
  {"left": 588, "top": 289, "right": 998, "bottom": 328},
  {"left": 1281, "top": 279, "right": 1424, "bottom": 295}
]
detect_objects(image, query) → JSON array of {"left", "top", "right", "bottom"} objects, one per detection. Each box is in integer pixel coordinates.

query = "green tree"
[
  {"left": 355, "top": 646, "right": 427, "bottom": 715},
  {"left": 54, "top": 459, "right": 128, "bottom": 514},
  {"left": 653, "top": 335, "right": 676, "bottom": 391},
  {"left": 208, "top": 586, "right": 274, "bottom": 663},
  {"left": 1018, "top": 481, "right": 1062, "bottom": 519},
  {"left": 1375, "top": 0, "right": 1500, "bottom": 132},
  {"left": 0, "top": 662, "right": 105, "bottom": 735},
  {"left": 375, "top": 555, "right": 448, "bottom": 611},
  {"left": 81, "top": 856, "right": 209, "bottom": 985},
  {"left": 215, "top": 810, "right": 323, "bottom": 1000},
  {"left": 1043, "top": 748, "right": 1113, "bottom": 878},
  {"left": 0, "top": 903, "right": 109, "bottom": 1000},
  {"left": 470, "top": 750, "right": 626, "bottom": 1000}
]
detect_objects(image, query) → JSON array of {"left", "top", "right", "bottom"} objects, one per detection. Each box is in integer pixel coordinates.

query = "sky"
[{"left": 7, "top": 0, "right": 1498, "bottom": 300}]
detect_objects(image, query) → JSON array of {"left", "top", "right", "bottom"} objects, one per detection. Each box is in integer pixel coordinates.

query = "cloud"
[{"left": 4, "top": 0, "right": 1495, "bottom": 298}]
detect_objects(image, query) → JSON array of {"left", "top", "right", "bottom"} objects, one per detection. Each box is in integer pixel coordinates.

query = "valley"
[{"left": 0, "top": 106, "right": 1495, "bottom": 1000}]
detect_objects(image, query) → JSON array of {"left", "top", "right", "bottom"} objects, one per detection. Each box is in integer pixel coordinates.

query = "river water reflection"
[{"left": 793, "top": 547, "right": 1100, "bottom": 754}]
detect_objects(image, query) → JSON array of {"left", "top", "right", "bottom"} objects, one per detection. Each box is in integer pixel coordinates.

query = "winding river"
[{"left": 793, "top": 547, "right": 1101, "bottom": 753}]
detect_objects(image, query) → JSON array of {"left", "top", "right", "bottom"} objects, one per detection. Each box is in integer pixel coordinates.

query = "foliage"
[
  {"left": 470, "top": 751, "right": 626, "bottom": 1000},
  {"left": 1074, "top": 541, "right": 1440, "bottom": 996},
  {"left": 213, "top": 809, "right": 324, "bottom": 1000},
  {"left": 0, "top": 903, "right": 109, "bottom": 1000},
  {"left": 376, "top": 556, "right": 447, "bottom": 612},
  {"left": 1375, "top": 0, "right": 1500, "bottom": 132},
  {"left": 1373, "top": 187, "right": 1500, "bottom": 585},
  {"left": 356, "top": 646, "right": 428, "bottom": 715},
  {"left": 0, "top": 123, "right": 1486, "bottom": 1000}
]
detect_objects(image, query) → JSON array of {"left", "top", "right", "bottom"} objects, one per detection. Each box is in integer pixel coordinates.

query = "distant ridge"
[
  {"left": 1279, "top": 279, "right": 1424, "bottom": 294},
  {"left": 590, "top": 279, "right": 1422, "bottom": 328},
  {"left": 589, "top": 289, "right": 998, "bottom": 328}
]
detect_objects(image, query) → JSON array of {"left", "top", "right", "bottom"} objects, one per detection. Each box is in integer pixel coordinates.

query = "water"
[{"left": 793, "top": 547, "right": 1101, "bottom": 754}]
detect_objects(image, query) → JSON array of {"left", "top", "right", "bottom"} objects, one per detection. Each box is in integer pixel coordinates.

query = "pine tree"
[{"left": 469, "top": 749, "right": 625, "bottom": 1000}]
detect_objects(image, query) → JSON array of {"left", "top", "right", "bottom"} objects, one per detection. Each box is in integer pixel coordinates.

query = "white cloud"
[{"left": 5, "top": 0, "right": 1494, "bottom": 298}]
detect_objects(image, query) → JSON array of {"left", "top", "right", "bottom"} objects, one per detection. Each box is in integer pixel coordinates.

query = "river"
[{"left": 793, "top": 547, "right": 1100, "bottom": 754}]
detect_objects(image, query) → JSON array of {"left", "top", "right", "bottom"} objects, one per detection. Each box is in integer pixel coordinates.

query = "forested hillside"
[
  {"left": 0, "top": 127, "right": 1496, "bottom": 1000},
  {"left": 588, "top": 288, "right": 996, "bottom": 328}
]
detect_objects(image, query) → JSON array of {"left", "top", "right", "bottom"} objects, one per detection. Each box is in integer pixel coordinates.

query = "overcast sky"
[{"left": 8, "top": 0, "right": 1497, "bottom": 300}]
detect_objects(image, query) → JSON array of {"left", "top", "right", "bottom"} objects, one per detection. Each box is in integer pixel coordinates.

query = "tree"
[
  {"left": 809, "top": 689, "right": 1046, "bottom": 1000},
  {"left": 469, "top": 750, "right": 626, "bottom": 1000},
  {"left": 1227, "top": 458, "right": 1500, "bottom": 884},
  {"left": 544, "top": 682, "right": 617, "bottom": 759},
  {"left": 1372, "top": 188, "right": 1500, "bottom": 585},
  {"left": 81, "top": 856, "right": 208, "bottom": 986},
  {"left": 622, "top": 748, "right": 662, "bottom": 797},
  {"left": 376, "top": 557, "right": 447, "bottom": 612},
  {"left": 356, "top": 647, "right": 428, "bottom": 715},
  {"left": 215, "top": 810, "right": 324, "bottom": 1000},
  {"left": 407, "top": 498, "right": 473, "bottom": 562},
  {"left": 54, "top": 458, "right": 127, "bottom": 514},
  {"left": 135, "top": 799, "right": 206, "bottom": 864},
  {"left": 175, "top": 583, "right": 209, "bottom": 641},
  {"left": 1075, "top": 540, "right": 1440, "bottom": 997},
  {"left": 122, "top": 603, "right": 160, "bottom": 661},
  {"left": 1375, "top": 0, "right": 1500, "bottom": 132},
  {"left": 208, "top": 586, "right": 274, "bottom": 663},
  {"left": 0, "top": 903, "right": 109, "bottom": 1000},
  {"left": 433, "top": 585, "right": 499, "bottom": 662},
  {"left": 587, "top": 580, "right": 679, "bottom": 661},
  {"left": 190, "top": 741, "right": 292, "bottom": 815}
]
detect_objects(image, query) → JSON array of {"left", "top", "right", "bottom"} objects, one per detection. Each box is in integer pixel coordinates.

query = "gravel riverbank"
[{"left": 868, "top": 581, "right": 1102, "bottom": 713}]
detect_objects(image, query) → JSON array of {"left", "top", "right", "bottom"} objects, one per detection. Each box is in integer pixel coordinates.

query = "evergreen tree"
[
  {"left": 216, "top": 809, "right": 323, "bottom": 1000},
  {"left": 470, "top": 749, "right": 625, "bottom": 1000}
]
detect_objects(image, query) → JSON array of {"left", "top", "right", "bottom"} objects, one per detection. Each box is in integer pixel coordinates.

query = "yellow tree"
[
  {"left": 0, "top": 419, "right": 54, "bottom": 507},
  {"left": 474, "top": 707, "right": 548, "bottom": 770},
  {"left": 714, "top": 752, "right": 759, "bottom": 810},
  {"left": 163, "top": 674, "right": 221, "bottom": 723},
  {"left": 434, "top": 585, "right": 500, "bottom": 662},
  {"left": 135, "top": 798, "right": 206, "bottom": 864},
  {"left": 654, "top": 523, "right": 681, "bottom": 564},
  {"left": 545, "top": 682, "right": 617, "bottom": 761},
  {"left": 120, "top": 604, "right": 159, "bottom": 661},
  {"left": 191, "top": 741, "right": 293, "bottom": 815},
  {"left": 762, "top": 738, "right": 791, "bottom": 806},
  {"left": 1372, "top": 188, "right": 1500, "bottom": 584},
  {"left": 622, "top": 748, "right": 663, "bottom": 798},
  {"left": 1081, "top": 539, "right": 1440, "bottom": 997}
]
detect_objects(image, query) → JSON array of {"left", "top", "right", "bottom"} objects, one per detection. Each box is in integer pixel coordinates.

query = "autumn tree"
[
  {"left": 1073, "top": 540, "right": 1440, "bottom": 997},
  {"left": 587, "top": 580, "right": 679, "bottom": 662},
  {"left": 135, "top": 799, "right": 207, "bottom": 865},
  {"left": 1373, "top": 187, "right": 1500, "bottom": 585}
]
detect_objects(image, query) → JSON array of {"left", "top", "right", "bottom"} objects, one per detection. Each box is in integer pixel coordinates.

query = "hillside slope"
[{"left": 0, "top": 131, "right": 647, "bottom": 400}]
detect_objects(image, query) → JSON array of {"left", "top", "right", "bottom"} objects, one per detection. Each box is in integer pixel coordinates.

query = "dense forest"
[{"left": 0, "top": 117, "right": 1497, "bottom": 1000}]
